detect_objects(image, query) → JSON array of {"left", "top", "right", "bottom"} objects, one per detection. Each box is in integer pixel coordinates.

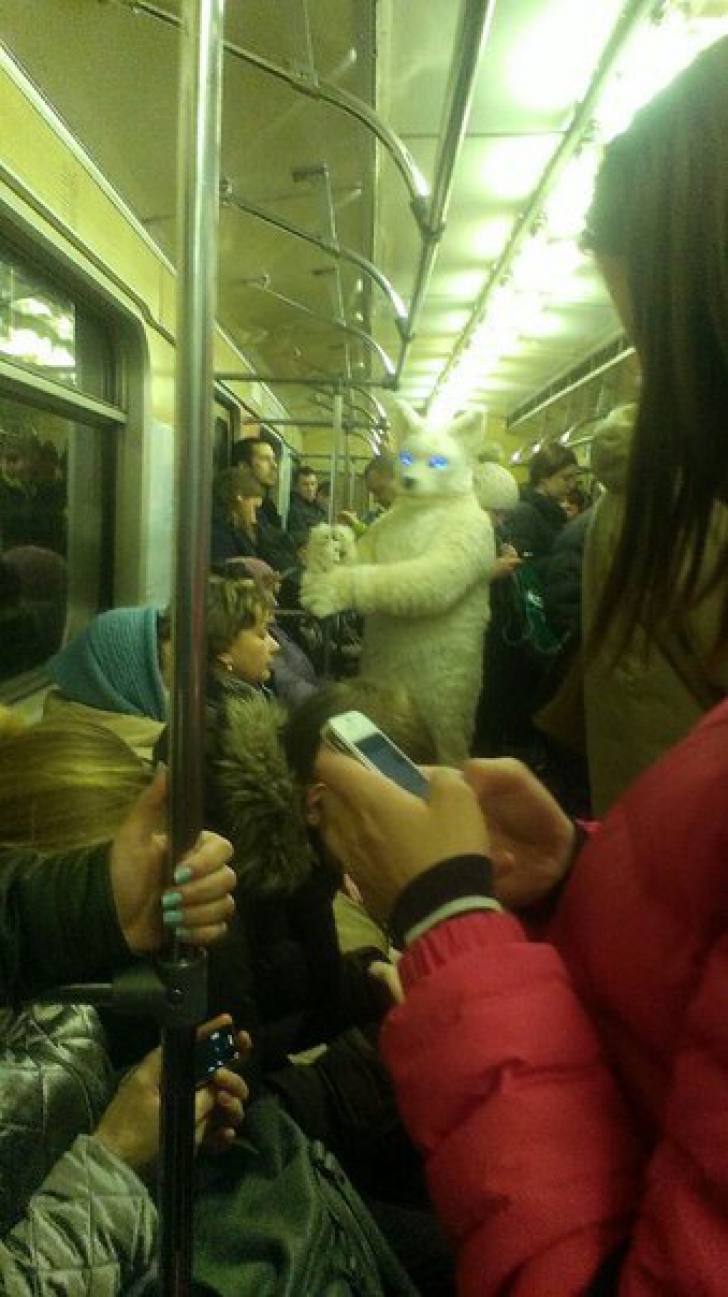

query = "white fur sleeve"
[{"left": 346, "top": 512, "right": 496, "bottom": 617}]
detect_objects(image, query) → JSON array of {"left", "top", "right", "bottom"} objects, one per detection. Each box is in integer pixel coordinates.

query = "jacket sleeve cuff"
[
  {"left": 390, "top": 855, "right": 501, "bottom": 950},
  {"left": 34, "top": 846, "right": 130, "bottom": 990}
]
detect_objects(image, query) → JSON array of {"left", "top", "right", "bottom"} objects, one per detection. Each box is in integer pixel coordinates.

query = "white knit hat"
[{"left": 473, "top": 461, "right": 519, "bottom": 511}]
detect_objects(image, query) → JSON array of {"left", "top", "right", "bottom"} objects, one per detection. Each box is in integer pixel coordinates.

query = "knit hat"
[
  {"left": 473, "top": 461, "right": 520, "bottom": 512},
  {"left": 589, "top": 404, "right": 636, "bottom": 494},
  {"left": 47, "top": 606, "right": 167, "bottom": 721}
]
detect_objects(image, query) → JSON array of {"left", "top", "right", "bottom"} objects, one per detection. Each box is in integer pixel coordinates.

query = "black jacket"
[
  {"left": 210, "top": 509, "right": 258, "bottom": 567},
  {"left": 287, "top": 494, "right": 327, "bottom": 549},
  {"left": 508, "top": 486, "right": 567, "bottom": 572},
  {"left": 0, "top": 846, "right": 128, "bottom": 1005},
  {"left": 541, "top": 509, "right": 591, "bottom": 639}
]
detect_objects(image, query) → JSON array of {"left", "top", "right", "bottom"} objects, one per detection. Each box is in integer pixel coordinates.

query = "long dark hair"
[{"left": 584, "top": 37, "right": 728, "bottom": 655}]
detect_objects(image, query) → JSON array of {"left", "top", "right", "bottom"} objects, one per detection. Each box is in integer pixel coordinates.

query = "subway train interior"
[{"left": 0, "top": 0, "right": 727, "bottom": 1292}]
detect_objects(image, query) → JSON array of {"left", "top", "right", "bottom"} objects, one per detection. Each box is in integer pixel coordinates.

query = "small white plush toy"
[
  {"left": 301, "top": 404, "right": 496, "bottom": 763},
  {"left": 304, "top": 522, "right": 357, "bottom": 574}
]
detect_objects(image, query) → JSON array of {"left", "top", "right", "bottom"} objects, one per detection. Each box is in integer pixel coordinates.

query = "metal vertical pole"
[
  {"left": 322, "top": 385, "right": 343, "bottom": 678},
  {"left": 161, "top": 2, "right": 225, "bottom": 1294}
]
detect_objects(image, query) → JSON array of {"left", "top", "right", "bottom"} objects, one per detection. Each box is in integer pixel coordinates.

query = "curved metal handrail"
[{"left": 112, "top": 0, "right": 431, "bottom": 223}]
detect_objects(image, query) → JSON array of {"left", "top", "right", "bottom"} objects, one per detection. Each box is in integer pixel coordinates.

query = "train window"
[
  {"left": 0, "top": 242, "right": 114, "bottom": 402},
  {"left": 0, "top": 236, "right": 125, "bottom": 699},
  {"left": 0, "top": 392, "right": 115, "bottom": 694}
]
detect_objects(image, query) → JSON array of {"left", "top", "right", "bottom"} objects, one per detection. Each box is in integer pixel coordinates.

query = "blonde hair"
[
  {"left": 0, "top": 719, "right": 149, "bottom": 853},
  {"left": 0, "top": 705, "right": 28, "bottom": 742},
  {"left": 206, "top": 575, "right": 274, "bottom": 663}
]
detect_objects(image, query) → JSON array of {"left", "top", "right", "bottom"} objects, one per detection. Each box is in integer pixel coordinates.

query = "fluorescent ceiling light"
[
  {"left": 469, "top": 216, "right": 512, "bottom": 262},
  {"left": 596, "top": 10, "right": 728, "bottom": 141},
  {"left": 481, "top": 136, "right": 556, "bottom": 203},
  {"left": 505, "top": 0, "right": 622, "bottom": 114}
]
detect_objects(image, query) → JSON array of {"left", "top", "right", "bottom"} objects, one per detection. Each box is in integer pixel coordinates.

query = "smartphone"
[
  {"left": 194, "top": 1026, "right": 239, "bottom": 1088},
  {"left": 323, "top": 710, "right": 429, "bottom": 799}
]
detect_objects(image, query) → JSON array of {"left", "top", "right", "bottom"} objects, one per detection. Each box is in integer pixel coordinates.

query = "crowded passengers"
[{"left": 0, "top": 36, "right": 726, "bottom": 1297}]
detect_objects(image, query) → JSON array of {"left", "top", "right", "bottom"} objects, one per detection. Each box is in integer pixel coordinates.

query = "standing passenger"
[
  {"left": 508, "top": 444, "right": 578, "bottom": 568},
  {"left": 311, "top": 37, "right": 728, "bottom": 1297}
]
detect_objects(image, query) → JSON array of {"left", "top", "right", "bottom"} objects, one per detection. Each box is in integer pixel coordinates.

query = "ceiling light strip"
[{"left": 425, "top": 0, "right": 657, "bottom": 417}]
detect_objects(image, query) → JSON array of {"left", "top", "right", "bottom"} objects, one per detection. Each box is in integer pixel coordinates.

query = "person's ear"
[{"left": 305, "top": 781, "right": 326, "bottom": 826}]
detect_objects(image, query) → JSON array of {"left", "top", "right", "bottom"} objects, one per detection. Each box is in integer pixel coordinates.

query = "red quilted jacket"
[{"left": 381, "top": 701, "right": 728, "bottom": 1295}]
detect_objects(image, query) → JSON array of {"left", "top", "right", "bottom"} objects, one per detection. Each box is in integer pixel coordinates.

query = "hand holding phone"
[
  {"left": 322, "top": 710, "right": 429, "bottom": 798},
  {"left": 194, "top": 1025, "right": 240, "bottom": 1087}
]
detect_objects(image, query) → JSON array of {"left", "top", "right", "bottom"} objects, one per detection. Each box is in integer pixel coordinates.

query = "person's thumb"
[
  {"left": 123, "top": 767, "right": 167, "bottom": 836},
  {"left": 426, "top": 767, "right": 491, "bottom": 853}
]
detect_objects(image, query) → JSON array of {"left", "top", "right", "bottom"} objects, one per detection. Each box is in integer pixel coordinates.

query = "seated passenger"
[
  {"left": 230, "top": 436, "right": 300, "bottom": 578},
  {"left": 206, "top": 574, "right": 278, "bottom": 709},
  {"left": 209, "top": 677, "right": 454, "bottom": 1292},
  {"left": 0, "top": 714, "right": 423, "bottom": 1295},
  {"left": 287, "top": 464, "right": 327, "bottom": 552},
  {"left": 210, "top": 463, "right": 263, "bottom": 567},
  {"left": 43, "top": 604, "right": 170, "bottom": 762},
  {"left": 216, "top": 556, "right": 319, "bottom": 708}
]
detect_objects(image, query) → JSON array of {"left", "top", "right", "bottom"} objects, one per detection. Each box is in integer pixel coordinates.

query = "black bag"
[{"left": 128, "top": 1097, "right": 418, "bottom": 1297}]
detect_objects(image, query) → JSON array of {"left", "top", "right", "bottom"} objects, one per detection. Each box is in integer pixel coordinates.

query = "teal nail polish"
[
  {"left": 162, "top": 909, "right": 183, "bottom": 927},
  {"left": 176, "top": 927, "right": 193, "bottom": 942},
  {"left": 161, "top": 891, "right": 182, "bottom": 909},
  {"left": 174, "top": 865, "right": 193, "bottom": 885}
]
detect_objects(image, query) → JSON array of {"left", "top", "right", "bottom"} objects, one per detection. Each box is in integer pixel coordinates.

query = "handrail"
[
  {"left": 160, "top": 2, "right": 225, "bottom": 1293},
  {"left": 242, "top": 278, "right": 396, "bottom": 379},
  {"left": 395, "top": 0, "right": 497, "bottom": 382},
  {"left": 221, "top": 183, "right": 408, "bottom": 334},
  {"left": 111, "top": 0, "right": 431, "bottom": 222}
]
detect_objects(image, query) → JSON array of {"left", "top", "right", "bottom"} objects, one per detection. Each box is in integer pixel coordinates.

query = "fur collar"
[{"left": 210, "top": 692, "right": 314, "bottom": 896}]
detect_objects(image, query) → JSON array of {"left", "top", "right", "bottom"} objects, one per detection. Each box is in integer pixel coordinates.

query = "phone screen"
[
  {"left": 194, "top": 1027, "right": 238, "bottom": 1087},
  {"left": 356, "top": 731, "right": 429, "bottom": 798}
]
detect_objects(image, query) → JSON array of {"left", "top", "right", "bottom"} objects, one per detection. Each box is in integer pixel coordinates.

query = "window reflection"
[
  {"left": 0, "top": 254, "right": 77, "bottom": 383},
  {"left": 0, "top": 400, "right": 69, "bottom": 679}
]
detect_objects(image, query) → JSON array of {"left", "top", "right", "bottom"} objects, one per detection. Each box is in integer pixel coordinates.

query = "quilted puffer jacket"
[
  {"left": 380, "top": 700, "right": 728, "bottom": 1294},
  {"left": 0, "top": 1003, "right": 157, "bottom": 1295}
]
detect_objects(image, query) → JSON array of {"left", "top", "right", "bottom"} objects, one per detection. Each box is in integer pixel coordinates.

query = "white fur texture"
[
  {"left": 305, "top": 523, "right": 357, "bottom": 573},
  {"left": 474, "top": 461, "right": 519, "bottom": 512},
  {"left": 302, "top": 406, "right": 495, "bottom": 762}
]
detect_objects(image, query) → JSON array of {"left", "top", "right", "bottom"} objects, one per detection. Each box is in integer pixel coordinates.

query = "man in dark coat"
[{"left": 287, "top": 464, "right": 327, "bottom": 552}]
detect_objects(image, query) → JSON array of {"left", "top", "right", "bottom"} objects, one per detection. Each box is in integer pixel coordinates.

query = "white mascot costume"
[{"left": 302, "top": 406, "right": 495, "bottom": 763}]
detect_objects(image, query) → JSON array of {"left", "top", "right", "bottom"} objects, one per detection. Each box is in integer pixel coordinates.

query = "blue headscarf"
[{"left": 47, "top": 606, "right": 167, "bottom": 721}]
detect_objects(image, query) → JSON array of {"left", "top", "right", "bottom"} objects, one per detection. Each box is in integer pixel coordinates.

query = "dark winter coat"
[
  {"left": 208, "top": 692, "right": 384, "bottom": 1059},
  {"left": 0, "top": 844, "right": 129, "bottom": 1005},
  {"left": 287, "top": 493, "right": 327, "bottom": 550},
  {"left": 508, "top": 485, "right": 567, "bottom": 572},
  {"left": 541, "top": 508, "right": 591, "bottom": 639},
  {"left": 210, "top": 509, "right": 259, "bottom": 567}
]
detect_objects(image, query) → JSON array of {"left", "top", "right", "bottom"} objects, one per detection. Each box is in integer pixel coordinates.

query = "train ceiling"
[{"left": 1, "top": 0, "right": 726, "bottom": 442}]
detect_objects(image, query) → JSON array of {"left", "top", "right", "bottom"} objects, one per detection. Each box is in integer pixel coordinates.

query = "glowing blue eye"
[
  {"left": 428, "top": 455, "right": 448, "bottom": 469},
  {"left": 399, "top": 451, "right": 413, "bottom": 467}
]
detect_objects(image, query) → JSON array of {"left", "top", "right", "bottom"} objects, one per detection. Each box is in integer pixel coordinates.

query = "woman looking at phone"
[{"left": 313, "top": 39, "right": 728, "bottom": 1297}]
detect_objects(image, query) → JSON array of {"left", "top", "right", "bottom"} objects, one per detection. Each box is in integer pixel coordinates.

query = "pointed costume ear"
[
  {"left": 449, "top": 410, "right": 486, "bottom": 459},
  {"left": 394, "top": 400, "right": 426, "bottom": 441}
]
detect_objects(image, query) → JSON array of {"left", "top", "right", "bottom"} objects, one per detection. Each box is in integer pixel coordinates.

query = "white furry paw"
[
  {"left": 301, "top": 568, "right": 349, "bottom": 618},
  {"left": 334, "top": 524, "right": 357, "bottom": 565},
  {"left": 305, "top": 523, "right": 342, "bottom": 574}
]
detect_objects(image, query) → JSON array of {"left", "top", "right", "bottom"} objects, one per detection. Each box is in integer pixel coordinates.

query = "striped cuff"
[{"left": 390, "top": 855, "right": 500, "bottom": 949}]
